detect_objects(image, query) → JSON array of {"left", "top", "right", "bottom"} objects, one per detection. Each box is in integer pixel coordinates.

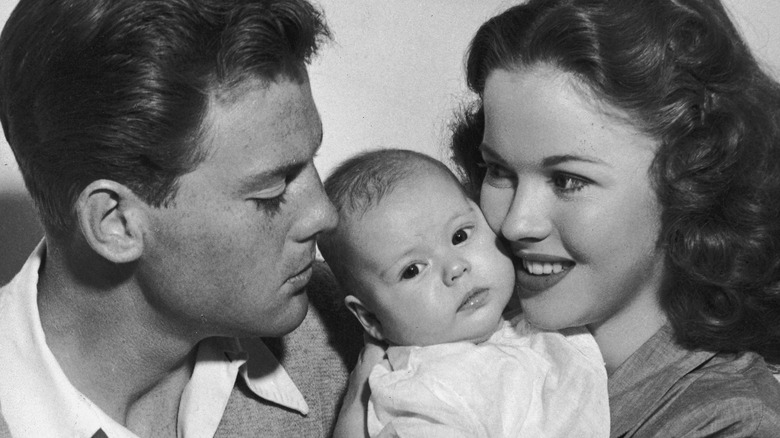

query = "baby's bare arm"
[{"left": 333, "top": 336, "right": 387, "bottom": 438}]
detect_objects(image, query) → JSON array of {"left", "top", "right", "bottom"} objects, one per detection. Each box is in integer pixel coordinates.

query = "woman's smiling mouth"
[
  {"left": 514, "top": 255, "right": 575, "bottom": 293},
  {"left": 522, "top": 259, "right": 567, "bottom": 275}
]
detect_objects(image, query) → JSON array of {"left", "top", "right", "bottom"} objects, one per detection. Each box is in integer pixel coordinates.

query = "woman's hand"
[{"left": 333, "top": 334, "right": 388, "bottom": 438}]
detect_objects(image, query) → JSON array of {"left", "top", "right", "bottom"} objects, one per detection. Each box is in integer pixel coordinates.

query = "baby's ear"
[{"left": 344, "top": 295, "right": 385, "bottom": 341}]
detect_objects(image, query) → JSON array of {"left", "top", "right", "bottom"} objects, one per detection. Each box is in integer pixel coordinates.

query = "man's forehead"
[{"left": 195, "top": 76, "right": 322, "bottom": 180}]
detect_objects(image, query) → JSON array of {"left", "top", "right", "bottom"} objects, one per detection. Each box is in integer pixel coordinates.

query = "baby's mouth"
[{"left": 458, "top": 287, "right": 489, "bottom": 311}]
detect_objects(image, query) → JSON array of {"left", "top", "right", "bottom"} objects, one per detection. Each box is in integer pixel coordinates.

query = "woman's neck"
[{"left": 589, "top": 292, "right": 668, "bottom": 375}]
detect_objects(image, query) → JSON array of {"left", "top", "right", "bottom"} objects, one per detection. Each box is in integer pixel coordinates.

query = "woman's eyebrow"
[
  {"left": 541, "top": 154, "right": 611, "bottom": 168},
  {"left": 480, "top": 144, "right": 611, "bottom": 169}
]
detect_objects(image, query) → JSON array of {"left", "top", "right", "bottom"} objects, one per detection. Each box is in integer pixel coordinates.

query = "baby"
[{"left": 319, "top": 149, "right": 608, "bottom": 437}]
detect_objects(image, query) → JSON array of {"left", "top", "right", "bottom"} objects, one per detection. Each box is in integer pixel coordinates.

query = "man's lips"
[
  {"left": 285, "top": 248, "right": 317, "bottom": 290},
  {"left": 285, "top": 262, "right": 313, "bottom": 290}
]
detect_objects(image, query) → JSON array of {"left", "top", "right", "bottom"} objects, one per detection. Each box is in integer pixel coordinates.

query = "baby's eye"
[
  {"left": 401, "top": 263, "right": 423, "bottom": 280},
  {"left": 452, "top": 228, "right": 471, "bottom": 245}
]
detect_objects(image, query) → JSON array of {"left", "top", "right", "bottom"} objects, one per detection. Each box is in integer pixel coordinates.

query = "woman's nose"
[
  {"left": 500, "top": 185, "right": 552, "bottom": 243},
  {"left": 443, "top": 257, "right": 470, "bottom": 286}
]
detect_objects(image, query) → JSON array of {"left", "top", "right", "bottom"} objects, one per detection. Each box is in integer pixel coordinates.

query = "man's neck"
[{"left": 37, "top": 245, "right": 199, "bottom": 435}]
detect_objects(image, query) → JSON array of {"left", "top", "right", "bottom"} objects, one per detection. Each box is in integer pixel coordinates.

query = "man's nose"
[{"left": 296, "top": 164, "right": 338, "bottom": 242}]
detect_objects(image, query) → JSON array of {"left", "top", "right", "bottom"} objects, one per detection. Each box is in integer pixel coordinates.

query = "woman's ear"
[
  {"left": 344, "top": 295, "right": 385, "bottom": 341},
  {"left": 76, "top": 180, "right": 146, "bottom": 264}
]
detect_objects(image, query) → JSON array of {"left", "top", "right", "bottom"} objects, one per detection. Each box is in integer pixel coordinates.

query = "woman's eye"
[
  {"left": 480, "top": 162, "right": 515, "bottom": 189},
  {"left": 552, "top": 173, "right": 588, "bottom": 193},
  {"left": 401, "top": 264, "right": 422, "bottom": 280},
  {"left": 452, "top": 228, "right": 471, "bottom": 245}
]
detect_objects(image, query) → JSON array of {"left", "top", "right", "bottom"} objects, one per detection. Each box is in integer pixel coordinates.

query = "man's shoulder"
[
  {"left": 0, "top": 400, "right": 10, "bottom": 438},
  {"left": 215, "top": 260, "right": 363, "bottom": 438},
  {"left": 0, "top": 274, "right": 17, "bottom": 312}
]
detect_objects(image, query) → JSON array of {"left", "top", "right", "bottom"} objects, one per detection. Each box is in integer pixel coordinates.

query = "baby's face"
[{"left": 346, "top": 169, "right": 515, "bottom": 346}]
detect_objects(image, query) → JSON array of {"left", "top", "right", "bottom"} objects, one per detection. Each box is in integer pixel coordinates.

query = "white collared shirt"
[{"left": 0, "top": 241, "right": 308, "bottom": 437}]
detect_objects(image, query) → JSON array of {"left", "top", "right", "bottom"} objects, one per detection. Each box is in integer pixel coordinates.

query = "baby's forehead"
[
  {"left": 339, "top": 160, "right": 472, "bottom": 240},
  {"left": 372, "top": 168, "right": 464, "bottom": 208}
]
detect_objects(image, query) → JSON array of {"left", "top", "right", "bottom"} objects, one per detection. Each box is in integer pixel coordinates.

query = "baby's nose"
[{"left": 443, "top": 259, "right": 469, "bottom": 286}]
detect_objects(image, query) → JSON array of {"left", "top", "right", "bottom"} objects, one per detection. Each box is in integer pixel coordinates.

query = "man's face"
[{"left": 139, "top": 78, "right": 337, "bottom": 339}]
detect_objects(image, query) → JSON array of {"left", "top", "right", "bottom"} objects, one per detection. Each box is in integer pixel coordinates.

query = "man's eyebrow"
[
  {"left": 239, "top": 123, "right": 324, "bottom": 193},
  {"left": 238, "top": 160, "right": 304, "bottom": 193}
]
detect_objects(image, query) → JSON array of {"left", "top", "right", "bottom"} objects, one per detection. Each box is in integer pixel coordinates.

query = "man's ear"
[
  {"left": 76, "top": 180, "right": 146, "bottom": 264},
  {"left": 344, "top": 295, "right": 385, "bottom": 341}
]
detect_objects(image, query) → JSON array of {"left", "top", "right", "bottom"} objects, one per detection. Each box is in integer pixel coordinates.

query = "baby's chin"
[
  {"left": 468, "top": 330, "right": 496, "bottom": 345},
  {"left": 460, "top": 318, "right": 506, "bottom": 345}
]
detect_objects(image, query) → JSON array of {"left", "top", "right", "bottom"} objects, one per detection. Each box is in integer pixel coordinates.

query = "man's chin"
[{"left": 255, "top": 295, "right": 310, "bottom": 338}]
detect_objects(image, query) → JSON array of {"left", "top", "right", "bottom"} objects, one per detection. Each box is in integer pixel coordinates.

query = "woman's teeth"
[{"left": 522, "top": 260, "right": 565, "bottom": 275}]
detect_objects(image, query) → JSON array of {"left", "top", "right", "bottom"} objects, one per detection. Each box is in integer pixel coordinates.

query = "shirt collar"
[
  {"left": 608, "top": 324, "right": 717, "bottom": 437},
  {"left": 0, "top": 241, "right": 308, "bottom": 438},
  {"left": 176, "top": 336, "right": 309, "bottom": 438}
]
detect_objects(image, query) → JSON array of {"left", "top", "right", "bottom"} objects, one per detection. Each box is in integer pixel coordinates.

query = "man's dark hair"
[{"left": 0, "top": 0, "right": 330, "bottom": 237}]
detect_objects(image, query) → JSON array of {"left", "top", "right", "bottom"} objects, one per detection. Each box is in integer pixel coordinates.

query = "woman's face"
[{"left": 479, "top": 66, "right": 667, "bottom": 335}]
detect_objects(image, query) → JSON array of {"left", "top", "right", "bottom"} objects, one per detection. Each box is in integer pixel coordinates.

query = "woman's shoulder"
[
  {"left": 614, "top": 349, "right": 780, "bottom": 437},
  {"left": 664, "top": 352, "right": 779, "bottom": 436},
  {"left": 610, "top": 324, "right": 780, "bottom": 437},
  {"left": 688, "top": 352, "right": 778, "bottom": 418}
]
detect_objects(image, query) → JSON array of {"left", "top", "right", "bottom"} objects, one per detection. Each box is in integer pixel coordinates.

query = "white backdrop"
[
  {"left": 2, "top": 0, "right": 779, "bottom": 192},
  {"left": 1, "top": 0, "right": 779, "bottom": 281}
]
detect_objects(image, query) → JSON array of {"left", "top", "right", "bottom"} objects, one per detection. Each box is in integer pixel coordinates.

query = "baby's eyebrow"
[{"left": 379, "top": 248, "right": 416, "bottom": 281}]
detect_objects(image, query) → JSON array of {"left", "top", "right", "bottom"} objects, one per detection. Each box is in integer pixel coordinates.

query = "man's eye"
[
  {"left": 256, "top": 180, "right": 286, "bottom": 199},
  {"left": 250, "top": 180, "right": 287, "bottom": 212},
  {"left": 452, "top": 228, "right": 471, "bottom": 245},
  {"left": 253, "top": 194, "right": 286, "bottom": 213},
  {"left": 401, "top": 264, "right": 422, "bottom": 280}
]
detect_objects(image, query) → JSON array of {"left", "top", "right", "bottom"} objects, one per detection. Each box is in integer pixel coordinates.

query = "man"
[{"left": 0, "top": 0, "right": 361, "bottom": 436}]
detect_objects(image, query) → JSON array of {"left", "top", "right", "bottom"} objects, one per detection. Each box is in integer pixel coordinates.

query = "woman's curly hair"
[{"left": 450, "top": 0, "right": 780, "bottom": 363}]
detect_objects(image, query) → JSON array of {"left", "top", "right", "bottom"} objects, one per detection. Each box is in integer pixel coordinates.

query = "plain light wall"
[{"left": 1, "top": 0, "right": 779, "bottom": 283}]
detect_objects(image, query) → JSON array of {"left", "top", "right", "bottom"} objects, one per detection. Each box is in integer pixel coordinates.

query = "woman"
[{"left": 449, "top": 0, "right": 780, "bottom": 436}]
